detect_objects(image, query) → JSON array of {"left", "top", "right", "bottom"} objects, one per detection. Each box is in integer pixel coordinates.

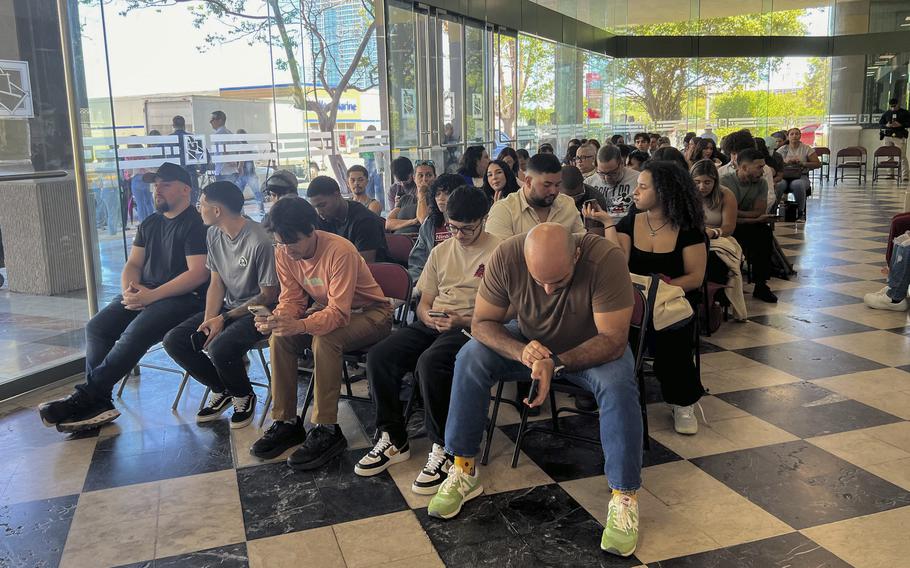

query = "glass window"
[
  {"left": 439, "top": 17, "right": 464, "bottom": 150},
  {"left": 517, "top": 35, "right": 556, "bottom": 149},
  {"left": 464, "top": 23, "right": 488, "bottom": 144},
  {"left": 387, "top": 2, "right": 418, "bottom": 149},
  {"left": 495, "top": 33, "right": 517, "bottom": 143}
]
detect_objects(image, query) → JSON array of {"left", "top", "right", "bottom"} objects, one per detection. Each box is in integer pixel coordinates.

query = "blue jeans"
[
  {"left": 236, "top": 174, "right": 264, "bottom": 210},
  {"left": 444, "top": 321, "right": 643, "bottom": 491},
  {"left": 77, "top": 294, "right": 203, "bottom": 400},
  {"left": 100, "top": 187, "right": 121, "bottom": 235},
  {"left": 887, "top": 245, "right": 910, "bottom": 301},
  {"left": 775, "top": 176, "right": 809, "bottom": 213},
  {"left": 131, "top": 177, "right": 154, "bottom": 222}
]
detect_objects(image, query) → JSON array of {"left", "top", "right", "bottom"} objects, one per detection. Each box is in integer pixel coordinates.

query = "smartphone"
[
  {"left": 190, "top": 330, "right": 207, "bottom": 352},
  {"left": 247, "top": 305, "right": 273, "bottom": 318},
  {"left": 427, "top": 310, "right": 449, "bottom": 318},
  {"left": 583, "top": 198, "right": 598, "bottom": 208},
  {"left": 525, "top": 379, "right": 539, "bottom": 407}
]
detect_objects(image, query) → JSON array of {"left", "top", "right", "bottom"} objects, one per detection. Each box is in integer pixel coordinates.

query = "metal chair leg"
[
  {"left": 511, "top": 402, "right": 532, "bottom": 468},
  {"left": 199, "top": 387, "right": 211, "bottom": 412},
  {"left": 255, "top": 346, "right": 272, "bottom": 428},
  {"left": 481, "top": 380, "right": 505, "bottom": 466},
  {"left": 117, "top": 374, "right": 129, "bottom": 397},
  {"left": 172, "top": 371, "right": 191, "bottom": 411}
]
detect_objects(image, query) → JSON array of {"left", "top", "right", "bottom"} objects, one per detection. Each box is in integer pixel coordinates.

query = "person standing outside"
[{"left": 210, "top": 110, "right": 239, "bottom": 183}]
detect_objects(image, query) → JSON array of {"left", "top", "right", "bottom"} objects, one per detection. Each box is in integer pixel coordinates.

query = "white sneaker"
[
  {"left": 412, "top": 443, "right": 453, "bottom": 495},
  {"left": 354, "top": 431, "right": 410, "bottom": 477},
  {"left": 671, "top": 404, "right": 699, "bottom": 435},
  {"left": 864, "top": 289, "right": 908, "bottom": 311}
]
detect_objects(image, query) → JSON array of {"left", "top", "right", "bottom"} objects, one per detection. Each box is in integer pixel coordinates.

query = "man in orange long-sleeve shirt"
[{"left": 251, "top": 197, "right": 392, "bottom": 470}]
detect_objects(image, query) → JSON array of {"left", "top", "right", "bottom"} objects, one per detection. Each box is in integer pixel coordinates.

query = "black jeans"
[
  {"left": 651, "top": 317, "right": 705, "bottom": 407},
  {"left": 366, "top": 321, "right": 469, "bottom": 446},
  {"left": 733, "top": 223, "right": 772, "bottom": 285},
  {"left": 163, "top": 311, "right": 262, "bottom": 397},
  {"left": 78, "top": 294, "right": 203, "bottom": 400}
]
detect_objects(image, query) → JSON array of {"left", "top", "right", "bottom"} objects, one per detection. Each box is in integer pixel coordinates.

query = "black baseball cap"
[{"left": 142, "top": 162, "right": 193, "bottom": 187}]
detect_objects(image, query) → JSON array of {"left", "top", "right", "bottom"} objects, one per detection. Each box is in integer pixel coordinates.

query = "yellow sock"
[
  {"left": 612, "top": 489, "right": 637, "bottom": 499},
  {"left": 455, "top": 456, "right": 475, "bottom": 475}
]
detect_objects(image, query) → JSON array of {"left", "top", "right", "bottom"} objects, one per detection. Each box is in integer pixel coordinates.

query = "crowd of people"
[{"left": 39, "top": 116, "right": 887, "bottom": 559}]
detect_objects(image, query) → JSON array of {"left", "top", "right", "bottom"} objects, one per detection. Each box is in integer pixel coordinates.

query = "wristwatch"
[{"left": 550, "top": 353, "right": 566, "bottom": 376}]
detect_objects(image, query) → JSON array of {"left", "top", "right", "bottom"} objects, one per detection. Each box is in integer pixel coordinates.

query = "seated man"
[
  {"left": 355, "top": 188, "right": 500, "bottom": 493},
  {"left": 486, "top": 152, "right": 585, "bottom": 240},
  {"left": 307, "top": 176, "right": 388, "bottom": 262},
  {"left": 561, "top": 165, "right": 607, "bottom": 235},
  {"left": 261, "top": 169, "right": 299, "bottom": 200},
  {"left": 39, "top": 162, "right": 209, "bottom": 431},
  {"left": 584, "top": 144, "right": 639, "bottom": 220},
  {"left": 721, "top": 148, "right": 778, "bottom": 303},
  {"left": 386, "top": 159, "right": 436, "bottom": 234},
  {"left": 347, "top": 165, "right": 382, "bottom": 215},
  {"left": 427, "top": 223, "right": 643, "bottom": 558},
  {"left": 251, "top": 197, "right": 392, "bottom": 470},
  {"left": 163, "top": 181, "right": 279, "bottom": 428}
]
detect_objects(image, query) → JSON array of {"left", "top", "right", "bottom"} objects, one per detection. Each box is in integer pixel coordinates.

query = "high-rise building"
[{"left": 307, "top": 0, "right": 378, "bottom": 90}]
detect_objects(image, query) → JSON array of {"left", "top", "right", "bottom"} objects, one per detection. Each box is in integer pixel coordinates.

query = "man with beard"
[
  {"left": 347, "top": 165, "right": 382, "bottom": 215},
  {"left": 39, "top": 162, "right": 209, "bottom": 432},
  {"left": 485, "top": 152, "right": 585, "bottom": 240}
]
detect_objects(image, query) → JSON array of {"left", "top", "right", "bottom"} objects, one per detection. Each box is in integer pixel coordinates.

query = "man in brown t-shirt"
[{"left": 426, "top": 223, "right": 645, "bottom": 558}]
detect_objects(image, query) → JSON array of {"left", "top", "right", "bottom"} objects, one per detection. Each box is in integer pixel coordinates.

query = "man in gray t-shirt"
[
  {"left": 584, "top": 144, "right": 640, "bottom": 220},
  {"left": 164, "top": 181, "right": 279, "bottom": 428}
]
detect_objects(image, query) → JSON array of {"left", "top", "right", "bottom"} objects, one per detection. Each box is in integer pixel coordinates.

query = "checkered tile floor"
[{"left": 2, "top": 181, "right": 909, "bottom": 568}]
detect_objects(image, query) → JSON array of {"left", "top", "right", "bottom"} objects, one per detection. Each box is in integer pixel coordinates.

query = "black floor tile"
[
  {"left": 114, "top": 543, "right": 248, "bottom": 568},
  {"left": 717, "top": 381, "right": 901, "bottom": 437},
  {"left": 887, "top": 325, "right": 910, "bottom": 337},
  {"left": 0, "top": 407, "right": 98, "bottom": 453},
  {"left": 735, "top": 341, "right": 884, "bottom": 380},
  {"left": 792, "top": 268, "right": 860, "bottom": 285},
  {"left": 646, "top": 531, "right": 851, "bottom": 567},
  {"left": 82, "top": 422, "right": 233, "bottom": 491},
  {"left": 693, "top": 441, "right": 910, "bottom": 529},
  {"left": 237, "top": 450, "right": 407, "bottom": 540},
  {"left": 749, "top": 313, "right": 877, "bottom": 339},
  {"left": 499, "top": 415, "right": 681, "bottom": 483},
  {"left": 771, "top": 287, "right": 861, "bottom": 309},
  {"left": 0, "top": 494, "right": 78, "bottom": 568},
  {"left": 416, "top": 484, "right": 641, "bottom": 567},
  {"left": 697, "top": 340, "right": 725, "bottom": 354}
]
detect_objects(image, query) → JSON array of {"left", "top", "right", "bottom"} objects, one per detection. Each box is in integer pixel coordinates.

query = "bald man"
[{"left": 427, "top": 223, "right": 644, "bottom": 558}]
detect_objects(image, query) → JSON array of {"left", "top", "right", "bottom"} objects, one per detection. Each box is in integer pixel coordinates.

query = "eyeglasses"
[
  {"left": 272, "top": 242, "right": 291, "bottom": 249},
  {"left": 575, "top": 154, "right": 596, "bottom": 161},
  {"left": 445, "top": 222, "right": 480, "bottom": 236},
  {"left": 415, "top": 159, "right": 435, "bottom": 167}
]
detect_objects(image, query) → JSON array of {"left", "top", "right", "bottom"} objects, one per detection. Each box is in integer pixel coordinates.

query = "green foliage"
[{"left": 615, "top": 9, "right": 809, "bottom": 121}]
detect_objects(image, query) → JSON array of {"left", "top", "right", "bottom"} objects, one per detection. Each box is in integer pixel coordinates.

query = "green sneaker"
[
  {"left": 601, "top": 492, "right": 639, "bottom": 557},
  {"left": 427, "top": 465, "right": 483, "bottom": 519}
]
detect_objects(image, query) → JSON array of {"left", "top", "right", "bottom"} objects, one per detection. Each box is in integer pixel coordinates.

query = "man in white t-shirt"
[
  {"left": 210, "top": 110, "right": 239, "bottom": 181},
  {"left": 356, "top": 187, "right": 500, "bottom": 495},
  {"left": 584, "top": 144, "right": 640, "bottom": 220}
]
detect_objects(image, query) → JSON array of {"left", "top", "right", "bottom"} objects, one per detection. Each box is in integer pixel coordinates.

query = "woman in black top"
[{"left": 614, "top": 160, "right": 707, "bottom": 435}]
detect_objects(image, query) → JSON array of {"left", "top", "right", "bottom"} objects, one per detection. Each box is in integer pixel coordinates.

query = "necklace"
[{"left": 645, "top": 212, "right": 669, "bottom": 237}]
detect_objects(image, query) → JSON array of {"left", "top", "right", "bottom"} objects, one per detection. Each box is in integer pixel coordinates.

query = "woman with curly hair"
[
  {"left": 481, "top": 159, "right": 521, "bottom": 202},
  {"left": 615, "top": 160, "right": 707, "bottom": 436}
]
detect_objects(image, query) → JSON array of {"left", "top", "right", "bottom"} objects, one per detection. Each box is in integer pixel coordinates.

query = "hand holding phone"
[
  {"left": 427, "top": 310, "right": 449, "bottom": 318},
  {"left": 190, "top": 330, "right": 207, "bottom": 352},
  {"left": 248, "top": 305, "right": 273, "bottom": 318}
]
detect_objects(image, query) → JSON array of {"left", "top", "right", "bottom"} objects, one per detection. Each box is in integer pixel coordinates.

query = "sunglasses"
[{"left": 415, "top": 159, "right": 435, "bottom": 167}]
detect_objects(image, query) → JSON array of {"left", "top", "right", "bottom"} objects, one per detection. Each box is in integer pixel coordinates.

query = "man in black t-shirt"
[
  {"left": 880, "top": 98, "right": 910, "bottom": 182},
  {"left": 39, "top": 162, "right": 210, "bottom": 432},
  {"left": 306, "top": 176, "right": 388, "bottom": 263}
]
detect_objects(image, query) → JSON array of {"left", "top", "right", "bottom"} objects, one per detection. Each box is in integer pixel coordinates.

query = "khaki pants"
[{"left": 270, "top": 305, "right": 392, "bottom": 424}]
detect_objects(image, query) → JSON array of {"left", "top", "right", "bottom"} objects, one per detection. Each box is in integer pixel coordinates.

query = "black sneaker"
[
  {"left": 197, "top": 391, "right": 233, "bottom": 423},
  {"left": 250, "top": 416, "right": 306, "bottom": 459},
  {"left": 287, "top": 424, "right": 348, "bottom": 471},
  {"left": 354, "top": 431, "right": 410, "bottom": 477},
  {"left": 230, "top": 393, "right": 256, "bottom": 429},
  {"left": 412, "top": 443, "right": 453, "bottom": 495},
  {"left": 574, "top": 393, "right": 598, "bottom": 412},
  {"left": 753, "top": 284, "right": 778, "bottom": 303},
  {"left": 39, "top": 390, "right": 121, "bottom": 432}
]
